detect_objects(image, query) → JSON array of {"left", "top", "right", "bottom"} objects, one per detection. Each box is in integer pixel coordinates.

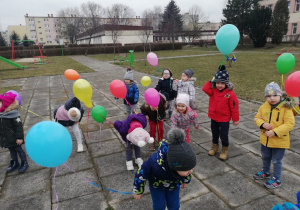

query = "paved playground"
[{"left": 0, "top": 56, "right": 300, "bottom": 209}]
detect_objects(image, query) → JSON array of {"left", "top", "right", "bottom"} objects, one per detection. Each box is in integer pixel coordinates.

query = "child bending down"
[
  {"left": 133, "top": 128, "right": 196, "bottom": 210},
  {"left": 170, "top": 93, "right": 199, "bottom": 143}
]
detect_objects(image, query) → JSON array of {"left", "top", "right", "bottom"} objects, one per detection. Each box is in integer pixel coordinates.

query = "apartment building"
[
  {"left": 259, "top": 0, "right": 300, "bottom": 37},
  {"left": 7, "top": 25, "right": 27, "bottom": 42}
]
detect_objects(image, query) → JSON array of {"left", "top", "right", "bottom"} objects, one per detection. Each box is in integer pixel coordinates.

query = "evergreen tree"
[
  {"left": 222, "top": 0, "right": 259, "bottom": 45},
  {"left": 161, "top": 0, "right": 183, "bottom": 50},
  {"left": 270, "top": 0, "right": 289, "bottom": 44},
  {"left": 0, "top": 32, "right": 7, "bottom": 46},
  {"left": 10, "top": 31, "right": 20, "bottom": 46},
  {"left": 248, "top": 6, "right": 272, "bottom": 47},
  {"left": 23, "top": 34, "right": 29, "bottom": 47}
]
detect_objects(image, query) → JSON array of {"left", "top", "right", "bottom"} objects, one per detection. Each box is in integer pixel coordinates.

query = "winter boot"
[
  {"left": 6, "top": 160, "right": 19, "bottom": 173},
  {"left": 219, "top": 146, "right": 229, "bottom": 160},
  {"left": 126, "top": 160, "right": 134, "bottom": 171},
  {"left": 18, "top": 160, "right": 29, "bottom": 173},
  {"left": 208, "top": 144, "right": 219, "bottom": 156},
  {"left": 77, "top": 143, "right": 84, "bottom": 152}
]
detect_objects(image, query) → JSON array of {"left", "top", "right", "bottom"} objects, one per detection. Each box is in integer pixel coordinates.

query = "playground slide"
[{"left": 0, "top": 56, "right": 27, "bottom": 70}]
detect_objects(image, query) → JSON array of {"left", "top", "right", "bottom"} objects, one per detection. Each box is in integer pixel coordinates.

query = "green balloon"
[
  {"left": 91, "top": 105, "right": 107, "bottom": 123},
  {"left": 276, "top": 53, "right": 296, "bottom": 74}
]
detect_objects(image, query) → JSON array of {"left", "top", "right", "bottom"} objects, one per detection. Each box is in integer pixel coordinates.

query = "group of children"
[{"left": 0, "top": 64, "right": 299, "bottom": 209}]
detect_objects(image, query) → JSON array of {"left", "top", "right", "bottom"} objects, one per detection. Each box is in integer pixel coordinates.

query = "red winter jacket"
[{"left": 202, "top": 81, "right": 239, "bottom": 122}]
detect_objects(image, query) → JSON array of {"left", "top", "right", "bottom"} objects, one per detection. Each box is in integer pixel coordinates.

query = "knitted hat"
[
  {"left": 126, "top": 127, "right": 154, "bottom": 147},
  {"left": 265, "top": 82, "right": 282, "bottom": 97},
  {"left": 67, "top": 107, "right": 81, "bottom": 121},
  {"left": 214, "top": 65, "right": 229, "bottom": 83},
  {"left": 160, "top": 92, "right": 169, "bottom": 102},
  {"left": 183, "top": 69, "right": 194, "bottom": 78},
  {"left": 167, "top": 128, "right": 196, "bottom": 172},
  {"left": 0, "top": 92, "right": 17, "bottom": 112},
  {"left": 124, "top": 70, "right": 133, "bottom": 80},
  {"left": 176, "top": 94, "right": 189, "bottom": 107},
  {"left": 272, "top": 203, "right": 299, "bottom": 210},
  {"left": 64, "top": 97, "right": 81, "bottom": 110}
]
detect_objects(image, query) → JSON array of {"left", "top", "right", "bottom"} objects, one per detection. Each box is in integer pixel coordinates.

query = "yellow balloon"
[
  {"left": 141, "top": 76, "right": 151, "bottom": 87},
  {"left": 73, "top": 79, "right": 93, "bottom": 108}
]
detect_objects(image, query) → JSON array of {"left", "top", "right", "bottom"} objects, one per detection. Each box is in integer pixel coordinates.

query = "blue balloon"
[
  {"left": 216, "top": 24, "right": 240, "bottom": 55},
  {"left": 25, "top": 121, "right": 72, "bottom": 167}
]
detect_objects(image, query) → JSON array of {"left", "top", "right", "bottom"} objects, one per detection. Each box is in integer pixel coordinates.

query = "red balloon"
[
  {"left": 285, "top": 71, "right": 300, "bottom": 97},
  {"left": 109, "top": 80, "right": 127, "bottom": 99}
]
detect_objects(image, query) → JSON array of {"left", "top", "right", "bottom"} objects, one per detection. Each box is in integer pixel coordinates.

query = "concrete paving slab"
[
  {"left": 0, "top": 166, "right": 6, "bottom": 186},
  {"left": 203, "top": 170, "right": 268, "bottom": 208},
  {"left": 181, "top": 192, "right": 231, "bottom": 210},
  {"left": 52, "top": 192, "right": 108, "bottom": 210},
  {"left": 111, "top": 194, "right": 152, "bottom": 210},
  {"left": 94, "top": 152, "right": 128, "bottom": 178},
  {"left": 0, "top": 152, "right": 10, "bottom": 167},
  {"left": 190, "top": 142, "right": 206, "bottom": 155},
  {"left": 282, "top": 152, "right": 300, "bottom": 176},
  {"left": 229, "top": 128, "right": 259, "bottom": 145},
  {"left": 180, "top": 177, "right": 210, "bottom": 202},
  {"left": 201, "top": 141, "right": 249, "bottom": 158},
  {"left": 189, "top": 127, "right": 212, "bottom": 145},
  {"left": 193, "top": 153, "right": 232, "bottom": 180},
  {"left": 51, "top": 168, "right": 101, "bottom": 203},
  {"left": 0, "top": 191, "right": 51, "bottom": 210},
  {"left": 238, "top": 120, "right": 261, "bottom": 135},
  {"left": 89, "top": 139, "right": 125, "bottom": 158},
  {"left": 0, "top": 168, "right": 50, "bottom": 202},
  {"left": 236, "top": 195, "right": 286, "bottom": 210}
]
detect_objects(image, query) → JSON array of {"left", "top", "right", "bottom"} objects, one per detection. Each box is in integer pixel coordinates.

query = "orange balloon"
[{"left": 64, "top": 69, "right": 80, "bottom": 80}]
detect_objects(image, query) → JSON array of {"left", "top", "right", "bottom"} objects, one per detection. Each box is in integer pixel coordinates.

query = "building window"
[
  {"left": 37, "top": 21, "right": 40, "bottom": 23},
  {"left": 292, "top": 23, "right": 298, "bottom": 35},
  {"left": 40, "top": 38, "right": 43, "bottom": 41},
  {"left": 50, "top": 41, "right": 52, "bottom": 43},
  {"left": 56, "top": 35, "right": 61, "bottom": 38},
  {"left": 44, "top": 18, "right": 48, "bottom": 21},
  {"left": 288, "top": 1, "right": 291, "bottom": 10},
  {"left": 30, "top": 30, "right": 36, "bottom": 33},
  {"left": 45, "top": 30, "right": 50, "bottom": 33},
  {"left": 296, "top": 0, "right": 300, "bottom": 12},
  {"left": 268, "top": 4, "right": 273, "bottom": 10},
  {"left": 46, "top": 35, "right": 51, "bottom": 38},
  {"left": 39, "top": 32, "right": 42, "bottom": 34},
  {"left": 30, "top": 24, "right": 35, "bottom": 27},
  {"left": 38, "top": 27, "right": 41, "bottom": 29},
  {"left": 31, "top": 36, "right": 36, "bottom": 39},
  {"left": 45, "top": 24, "right": 49, "bottom": 27}
]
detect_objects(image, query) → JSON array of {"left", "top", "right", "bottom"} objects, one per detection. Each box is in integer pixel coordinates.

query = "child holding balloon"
[
  {"left": 0, "top": 92, "right": 29, "bottom": 173},
  {"left": 170, "top": 93, "right": 199, "bottom": 143},
  {"left": 202, "top": 65, "right": 239, "bottom": 160},
  {"left": 253, "top": 82, "right": 294, "bottom": 189},
  {"left": 140, "top": 91, "right": 169, "bottom": 150},
  {"left": 155, "top": 68, "right": 177, "bottom": 118},
  {"left": 54, "top": 97, "right": 85, "bottom": 153},
  {"left": 123, "top": 68, "right": 139, "bottom": 115},
  {"left": 173, "top": 69, "right": 197, "bottom": 110}
]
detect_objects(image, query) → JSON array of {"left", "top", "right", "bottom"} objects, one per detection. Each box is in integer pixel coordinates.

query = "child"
[
  {"left": 133, "top": 128, "right": 196, "bottom": 210},
  {"left": 140, "top": 92, "right": 169, "bottom": 150},
  {"left": 272, "top": 191, "right": 300, "bottom": 209},
  {"left": 170, "top": 93, "right": 199, "bottom": 143},
  {"left": 124, "top": 68, "right": 139, "bottom": 115},
  {"left": 114, "top": 113, "right": 149, "bottom": 170},
  {"left": 0, "top": 92, "right": 29, "bottom": 173},
  {"left": 155, "top": 68, "right": 177, "bottom": 118},
  {"left": 202, "top": 65, "right": 239, "bottom": 160},
  {"left": 173, "top": 68, "right": 197, "bottom": 110},
  {"left": 253, "top": 82, "right": 295, "bottom": 189},
  {"left": 54, "top": 96, "right": 84, "bottom": 152}
]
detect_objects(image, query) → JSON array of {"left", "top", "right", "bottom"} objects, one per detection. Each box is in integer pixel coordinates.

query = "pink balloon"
[
  {"left": 144, "top": 88, "right": 160, "bottom": 107},
  {"left": 147, "top": 52, "right": 158, "bottom": 66},
  {"left": 285, "top": 71, "right": 300, "bottom": 97}
]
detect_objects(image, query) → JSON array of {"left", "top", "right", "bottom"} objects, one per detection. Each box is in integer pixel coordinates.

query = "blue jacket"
[
  {"left": 133, "top": 139, "right": 191, "bottom": 195},
  {"left": 124, "top": 82, "right": 139, "bottom": 105}
]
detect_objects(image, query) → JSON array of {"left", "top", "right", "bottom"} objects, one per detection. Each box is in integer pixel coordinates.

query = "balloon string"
[
  {"left": 156, "top": 66, "right": 164, "bottom": 73},
  {"left": 63, "top": 163, "right": 134, "bottom": 194},
  {"left": 292, "top": 104, "right": 300, "bottom": 115},
  {"left": 98, "top": 124, "right": 102, "bottom": 149},
  {"left": 254, "top": 99, "right": 287, "bottom": 122},
  {"left": 53, "top": 167, "right": 59, "bottom": 210},
  {"left": 220, "top": 55, "right": 226, "bottom": 66},
  {"left": 91, "top": 106, "right": 114, "bottom": 126},
  {"left": 124, "top": 98, "right": 138, "bottom": 114},
  {"left": 281, "top": 74, "right": 284, "bottom": 90},
  {"left": 151, "top": 68, "right": 159, "bottom": 80},
  {"left": 20, "top": 106, "right": 44, "bottom": 118},
  {"left": 86, "top": 108, "right": 90, "bottom": 140}
]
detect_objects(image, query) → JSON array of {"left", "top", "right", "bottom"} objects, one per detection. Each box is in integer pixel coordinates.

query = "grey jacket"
[{"left": 172, "top": 79, "right": 196, "bottom": 101}]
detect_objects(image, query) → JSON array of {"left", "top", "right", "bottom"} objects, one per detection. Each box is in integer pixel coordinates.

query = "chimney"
[
  {"left": 74, "top": 15, "right": 76, "bottom": 17},
  {"left": 26, "top": 13, "right": 28, "bottom": 17},
  {"left": 71, "top": 14, "right": 73, "bottom": 17},
  {"left": 48, "top": 14, "right": 50, "bottom": 17},
  {"left": 51, "top": 14, "right": 53, "bottom": 17}
]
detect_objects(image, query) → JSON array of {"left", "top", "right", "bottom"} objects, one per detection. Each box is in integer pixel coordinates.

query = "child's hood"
[{"left": 282, "top": 91, "right": 298, "bottom": 109}]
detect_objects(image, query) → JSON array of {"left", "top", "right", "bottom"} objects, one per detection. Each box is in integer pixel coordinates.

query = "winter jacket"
[
  {"left": 155, "top": 77, "right": 177, "bottom": 101},
  {"left": 114, "top": 113, "right": 147, "bottom": 142},
  {"left": 0, "top": 100, "right": 24, "bottom": 148},
  {"left": 254, "top": 101, "right": 295, "bottom": 149},
  {"left": 133, "top": 139, "right": 192, "bottom": 195},
  {"left": 140, "top": 95, "right": 169, "bottom": 122},
  {"left": 170, "top": 107, "right": 199, "bottom": 130},
  {"left": 172, "top": 79, "right": 196, "bottom": 101},
  {"left": 202, "top": 81, "right": 239, "bottom": 122},
  {"left": 54, "top": 97, "right": 84, "bottom": 127},
  {"left": 124, "top": 82, "right": 139, "bottom": 105}
]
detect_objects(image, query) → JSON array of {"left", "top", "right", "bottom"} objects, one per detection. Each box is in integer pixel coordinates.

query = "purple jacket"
[{"left": 114, "top": 113, "right": 147, "bottom": 142}]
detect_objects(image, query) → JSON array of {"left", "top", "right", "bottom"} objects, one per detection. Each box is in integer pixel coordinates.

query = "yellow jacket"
[{"left": 254, "top": 101, "right": 295, "bottom": 149}]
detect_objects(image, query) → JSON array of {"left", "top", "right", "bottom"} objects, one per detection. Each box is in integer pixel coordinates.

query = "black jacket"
[
  {"left": 155, "top": 77, "right": 177, "bottom": 101},
  {"left": 0, "top": 101, "right": 24, "bottom": 148}
]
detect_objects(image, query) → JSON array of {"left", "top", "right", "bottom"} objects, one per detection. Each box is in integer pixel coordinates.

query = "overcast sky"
[{"left": 0, "top": 0, "right": 227, "bottom": 31}]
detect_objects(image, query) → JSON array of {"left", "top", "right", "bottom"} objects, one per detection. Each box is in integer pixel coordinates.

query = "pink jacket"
[{"left": 170, "top": 107, "right": 199, "bottom": 130}]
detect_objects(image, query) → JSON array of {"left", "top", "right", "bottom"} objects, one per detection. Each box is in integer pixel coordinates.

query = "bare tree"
[
  {"left": 57, "top": 7, "right": 82, "bottom": 44},
  {"left": 152, "top": 6, "right": 163, "bottom": 31},
  {"left": 80, "top": 1, "right": 104, "bottom": 46},
  {"left": 106, "top": 4, "right": 135, "bottom": 55},
  {"left": 106, "top": 4, "right": 135, "bottom": 25},
  {"left": 140, "top": 9, "right": 153, "bottom": 52}
]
